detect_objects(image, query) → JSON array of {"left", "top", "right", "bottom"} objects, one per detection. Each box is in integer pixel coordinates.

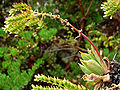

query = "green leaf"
[
  {"left": 0, "top": 47, "right": 7, "bottom": 55},
  {"left": 21, "top": 31, "right": 33, "bottom": 40},
  {"left": 103, "top": 48, "right": 109, "bottom": 57},
  {"left": 4, "top": 53, "right": 11, "bottom": 60},
  {"left": 79, "top": 64, "right": 92, "bottom": 74},
  {"left": 2, "top": 60, "right": 11, "bottom": 69},
  {"left": 18, "top": 40, "right": 28, "bottom": 49},
  {"left": 24, "top": 81, "right": 28, "bottom": 86},
  {"left": 80, "top": 52, "right": 92, "bottom": 60},
  {"left": 91, "top": 46, "right": 101, "bottom": 65},
  {"left": 10, "top": 48, "right": 18, "bottom": 56},
  {"left": 0, "top": 28, "right": 6, "bottom": 37},
  {"left": 108, "top": 51, "right": 117, "bottom": 60},
  {"left": 37, "top": 19, "right": 44, "bottom": 29},
  {"left": 39, "top": 28, "right": 57, "bottom": 42},
  {"left": 100, "top": 35, "right": 106, "bottom": 41},
  {"left": 81, "top": 60, "right": 105, "bottom": 75},
  {"left": 12, "top": 86, "right": 19, "bottom": 90},
  {"left": 108, "top": 36, "right": 114, "bottom": 40}
]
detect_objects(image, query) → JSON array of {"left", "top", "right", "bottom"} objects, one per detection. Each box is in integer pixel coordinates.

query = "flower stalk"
[
  {"left": 42, "top": 13, "right": 101, "bottom": 59},
  {"left": 69, "top": 24, "right": 101, "bottom": 58}
]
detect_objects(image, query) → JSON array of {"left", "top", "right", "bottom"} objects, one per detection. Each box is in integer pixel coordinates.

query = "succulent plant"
[
  {"left": 79, "top": 46, "right": 108, "bottom": 75},
  {"left": 79, "top": 46, "right": 120, "bottom": 89}
]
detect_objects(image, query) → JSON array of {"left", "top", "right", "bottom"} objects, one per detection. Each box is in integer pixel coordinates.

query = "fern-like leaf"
[
  {"left": 101, "top": 0, "right": 120, "bottom": 19},
  {"left": 3, "top": 3, "right": 40, "bottom": 34},
  {"left": 32, "top": 74, "right": 86, "bottom": 90},
  {"left": 32, "top": 85, "right": 63, "bottom": 90}
]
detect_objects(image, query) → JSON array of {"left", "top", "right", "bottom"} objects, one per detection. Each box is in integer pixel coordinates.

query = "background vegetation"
[{"left": 0, "top": 0, "right": 120, "bottom": 89}]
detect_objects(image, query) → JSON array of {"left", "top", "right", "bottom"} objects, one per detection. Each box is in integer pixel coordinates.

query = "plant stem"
[
  {"left": 42, "top": 13, "right": 101, "bottom": 58},
  {"left": 69, "top": 24, "right": 101, "bottom": 58}
]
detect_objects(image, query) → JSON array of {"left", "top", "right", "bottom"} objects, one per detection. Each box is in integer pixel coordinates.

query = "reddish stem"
[{"left": 69, "top": 24, "right": 101, "bottom": 58}]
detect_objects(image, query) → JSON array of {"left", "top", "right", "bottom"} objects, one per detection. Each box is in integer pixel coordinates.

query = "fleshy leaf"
[
  {"left": 91, "top": 46, "right": 101, "bottom": 64},
  {"left": 79, "top": 64, "right": 92, "bottom": 74},
  {"left": 91, "top": 46, "right": 108, "bottom": 72},
  {"left": 81, "top": 60, "right": 105, "bottom": 75},
  {"left": 80, "top": 52, "right": 92, "bottom": 60}
]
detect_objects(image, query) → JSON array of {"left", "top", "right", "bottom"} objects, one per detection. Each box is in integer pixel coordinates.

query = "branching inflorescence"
[{"left": 3, "top": 3, "right": 101, "bottom": 59}]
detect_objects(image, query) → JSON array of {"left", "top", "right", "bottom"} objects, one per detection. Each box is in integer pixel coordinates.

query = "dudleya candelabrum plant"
[
  {"left": 3, "top": 3, "right": 120, "bottom": 90},
  {"left": 79, "top": 47, "right": 108, "bottom": 75},
  {"left": 79, "top": 47, "right": 111, "bottom": 89},
  {"left": 101, "top": 0, "right": 120, "bottom": 19}
]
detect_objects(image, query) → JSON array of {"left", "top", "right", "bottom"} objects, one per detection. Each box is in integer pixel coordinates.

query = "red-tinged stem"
[
  {"left": 44, "top": 13, "right": 101, "bottom": 58},
  {"left": 69, "top": 24, "right": 101, "bottom": 58}
]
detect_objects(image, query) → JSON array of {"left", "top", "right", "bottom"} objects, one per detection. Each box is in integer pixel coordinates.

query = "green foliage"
[
  {"left": 85, "top": 29, "right": 120, "bottom": 62},
  {"left": 87, "top": 30, "right": 120, "bottom": 49},
  {"left": 0, "top": 28, "right": 6, "bottom": 37},
  {"left": 32, "top": 74, "right": 86, "bottom": 90},
  {"left": 1, "top": 2, "right": 85, "bottom": 89},
  {"left": 1, "top": 0, "right": 120, "bottom": 89},
  {"left": 0, "top": 45, "right": 44, "bottom": 89},
  {"left": 20, "top": 31, "right": 33, "bottom": 40},
  {"left": 39, "top": 28, "right": 57, "bottom": 43},
  {"left": 101, "top": 0, "right": 120, "bottom": 19},
  {"left": 10, "top": 48, "right": 18, "bottom": 56},
  {"left": 3, "top": 3, "right": 40, "bottom": 34},
  {"left": 82, "top": 0, "right": 103, "bottom": 25},
  {"left": 32, "top": 85, "right": 63, "bottom": 90},
  {"left": 0, "top": 3, "right": 54, "bottom": 89},
  {"left": 102, "top": 48, "right": 120, "bottom": 62}
]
